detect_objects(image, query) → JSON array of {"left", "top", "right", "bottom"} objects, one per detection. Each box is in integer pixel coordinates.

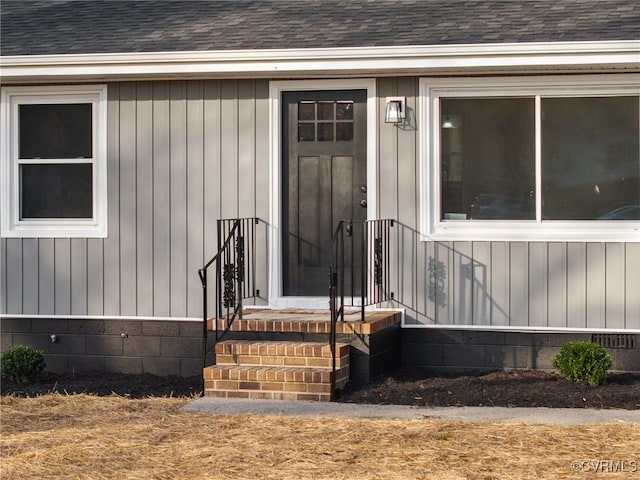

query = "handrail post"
[
  {"left": 236, "top": 219, "right": 244, "bottom": 320},
  {"left": 361, "top": 220, "right": 367, "bottom": 323},
  {"left": 198, "top": 267, "right": 207, "bottom": 395}
]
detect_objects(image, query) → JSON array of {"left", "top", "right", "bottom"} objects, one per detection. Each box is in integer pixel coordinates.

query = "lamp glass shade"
[{"left": 385, "top": 101, "right": 402, "bottom": 123}]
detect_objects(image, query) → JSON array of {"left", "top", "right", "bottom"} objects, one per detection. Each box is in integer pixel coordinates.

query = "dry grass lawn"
[{"left": 1, "top": 394, "right": 639, "bottom": 480}]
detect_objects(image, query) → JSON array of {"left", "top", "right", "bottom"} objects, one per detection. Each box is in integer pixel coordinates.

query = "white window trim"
[
  {"left": 1, "top": 85, "right": 108, "bottom": 238},
  {"left": 419, "top": 74, "right": 640, "bottom": 242},
  {"left": 268, "top": 79, "right": 377, "bottom": 309}
]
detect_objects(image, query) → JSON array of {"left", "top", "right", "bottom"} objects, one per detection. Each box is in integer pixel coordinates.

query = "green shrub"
[
  {"left": 1, "top": 345, "right": 46, "bottom": 383},
  {"left": 552, "top": 341, "right": 612, "bottom": 387}
]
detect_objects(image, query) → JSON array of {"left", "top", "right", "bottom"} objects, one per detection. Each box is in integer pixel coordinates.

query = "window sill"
[
  {"left": 1, "top": 222, "right": 108, "bottom": 239},
  {"left": 422, "top": 221, "right": 640, "bottom": 243}
]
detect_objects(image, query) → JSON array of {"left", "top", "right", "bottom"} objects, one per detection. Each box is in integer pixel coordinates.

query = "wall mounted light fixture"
[{"left": 385, "top": 96, "right": 406, "bottom": 124}]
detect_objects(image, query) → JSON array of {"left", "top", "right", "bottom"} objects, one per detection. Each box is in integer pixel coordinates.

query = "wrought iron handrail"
[
  {"left": 329, "top": 218, "right": 394, "bottom": 397},
  {"left": 198, "top": 218, "right": 259, "bottom": 386}
]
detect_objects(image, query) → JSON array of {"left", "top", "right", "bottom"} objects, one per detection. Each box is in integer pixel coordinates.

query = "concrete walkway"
[{"left": 183, "top": 397, "right": 640, "bottom": 425}]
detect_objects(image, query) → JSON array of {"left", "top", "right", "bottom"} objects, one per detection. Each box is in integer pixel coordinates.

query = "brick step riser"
[
  {"left": 215, "top": 353, "right": 350, "bottom": 369},
  {"left": 203, "top": 364, "right": 349, "bottom": 402},
  {"left": 203, "top": 390, "right": 333, "bottom": 402},
  {"left": 215, "top": 341, "right": 349, "bottom": 366},
  {"left": 215, "top": 340, "right": 349, "bottom": 357},
  {"left": 211, "top": 332, "right": 356, "bottom": 346},
  {"left": 204, "top": 365, "right": 349, "bottom": 384},
  {"left": 204, "top": 377, "right": 349, "bottom": 395}
]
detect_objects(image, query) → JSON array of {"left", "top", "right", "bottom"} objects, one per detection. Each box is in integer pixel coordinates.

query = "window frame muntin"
[
  {"left": 1, "top": 85, "right": 108, "bottom": 238},
  {"left": 419, "top": 75, "right": 640, "bottom": 242}
]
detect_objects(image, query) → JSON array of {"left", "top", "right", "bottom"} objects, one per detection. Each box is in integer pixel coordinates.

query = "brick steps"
[{"left": 204, "top": 340, "right": 350, "bottom": 402}]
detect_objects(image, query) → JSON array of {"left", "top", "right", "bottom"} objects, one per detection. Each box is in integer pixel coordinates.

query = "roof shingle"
[{"left": 1, "top": 0, "right": 638, "bottom": 56}]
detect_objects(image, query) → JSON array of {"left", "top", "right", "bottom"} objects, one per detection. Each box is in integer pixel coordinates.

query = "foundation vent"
[{"left": 591, "top": 334, "right": 636, "bottom": 349}]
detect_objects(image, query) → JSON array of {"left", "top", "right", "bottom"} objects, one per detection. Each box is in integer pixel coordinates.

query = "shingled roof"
[{"left": 1, "top": 0, "right": 639, "bottom": 57}]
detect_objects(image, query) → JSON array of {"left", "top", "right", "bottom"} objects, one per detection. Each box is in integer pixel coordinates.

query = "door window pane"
[
  {"left": 20, "top": 163, "right": 93, "bottom": 219},
  {"left": 317, "top": 101, "right": 334, "bottom": 120},
  {"left": 298, "top": 123, "right": 315, "bottom": 142},
  {"left": 19, "top": 104, "right": 92, "bottom": 159},
  {"left": 336, "top": 122, "right": 353, "bottom": 141},
  {"left": 440, "top": 98, "right": 535, "bottom": 220},
  {"left": 317, "top": 122, "right": 334, "bottom": 141},
  {"left": 336, "top": 101, "right": 354, "bottom": 120},
  {"left": 298, "top": 101, "right": 315, "bottom": 121},
  {"left": 542, "top": 97, "right": 640, "bottom": 220}
]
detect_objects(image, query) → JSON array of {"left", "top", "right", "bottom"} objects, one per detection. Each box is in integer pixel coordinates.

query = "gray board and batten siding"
[
  {"left": 1, "top": 80, "right": 271, "bottom": 321},
  {"left": 1, "top": 78, "right": 640, "bottom": 329}
]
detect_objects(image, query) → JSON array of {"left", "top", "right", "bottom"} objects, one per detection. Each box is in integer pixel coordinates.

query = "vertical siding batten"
[
  {"left": 566, "top": 243, "right": 587, "bottom": 328},
  {"left": 0, "top": 239, "right": 5, "bottom": 314},
  {"left": 418, "top": 240, "right": 437, "bottom": 325},
  {"left": 70, "top": 238, "right": 87, "bottom": 315},
  {"left": 152, "top": 81, "right": 171, "bottom": 317},
  {"left": 38, "top": 239, "right": 54, "bottom": 314},
  {"left": 22, "top": 238, "right": 38, "bottom": 314},
  {"left": 238, "top": 80, "right": 256, "bottom": 219},
  {"left": 86, "top": 238, "right": 104, "bottom": 315},
  {"left": 254, "top": 80, "right": 270, "bottom": 303},
  {"left": 169, "top": 81, "right": 188, "bottom": 317},
  {"left": 136, "top": 81, "right": 154, "bottom": 316},
  {"left": 472, "top": 242, "right": 491, "bottom": 326},
  {"left": 454, "top": 241, "right": 473, "bottom": 325},
  {"left": 586, "top": 243, "right": 606, "bottom": 328},
  {"left": 491, "top": 242, "right": 510, "bottom": 326},
  {"left": 6, "top": 239, "right": 21, "bottom": 313},
  {"left": 509, "top": 242, "right": 529, "bottom": 327},
  {"left": 547, "top": 242, "right": 567, "bottom": 328},
  {"left": 104, "top": 83, "right": 121, "bottom": 315},
  {"left": 605, "top": 243, "right": 625, "bottom": 329},
  {"left": 119, "top": 82, "right": 137, "bottom": 316},
  {"left": 220, "top": 80, "right": 239, "bottom": 218},
  {"left": 626, "top": 243, "right": 640, "bottom": 330},
  {"left": 528, "top": 242, "right": 548, "bottom": 327},
  {"left": 203, "top": 80, "right": 222, "bottom": 311},
  {"left": 186, "top": 80, "right": 205, "bottom": 318}
]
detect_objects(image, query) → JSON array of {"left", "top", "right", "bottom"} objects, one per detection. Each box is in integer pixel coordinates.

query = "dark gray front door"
[{"left": 282, "top": 90, "right": 367, "bottom": 296}]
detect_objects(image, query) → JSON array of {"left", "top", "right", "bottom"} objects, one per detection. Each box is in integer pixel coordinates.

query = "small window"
[
  {"left": 420, "top": 76, "right": 640, "bottom": 241},
  {"left": 297, "top": 100, "right": 354, "bottom": 142},
  {"left": 1, "top": 85, "right": 108, "bottom": 238}
]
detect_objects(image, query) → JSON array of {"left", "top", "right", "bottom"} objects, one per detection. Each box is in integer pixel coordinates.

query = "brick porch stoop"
[
  {"left": 204, "top": 340, "right": 349, "bottom": 402},
  {"left": 203, "top": 309, "right": 402, "bottom": 401}
]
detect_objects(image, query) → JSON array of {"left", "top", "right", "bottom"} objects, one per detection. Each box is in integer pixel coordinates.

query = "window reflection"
[
  {"left": 440, "top": 98, "right": 536, "bottom": 220},
  {"left": 542, "top": 96, "right": 640, "bottom": 220}
]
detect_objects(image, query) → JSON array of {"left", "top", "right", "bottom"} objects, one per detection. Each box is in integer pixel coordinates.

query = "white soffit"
[{"left": 1, "top": 40, "right": 639, "bottom": 81}]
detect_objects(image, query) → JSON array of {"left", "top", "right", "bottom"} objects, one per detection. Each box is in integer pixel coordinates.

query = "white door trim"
[{"left": 268, "top": 79, "right": 377, "bottom": 309}]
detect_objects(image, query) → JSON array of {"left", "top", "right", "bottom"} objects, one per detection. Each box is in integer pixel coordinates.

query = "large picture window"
[
  {"left": 421, "top": 76, "right": 640, "bottom": 241},
  {"left": 1, "top": 85, "right": 107, "bottom": 237}
]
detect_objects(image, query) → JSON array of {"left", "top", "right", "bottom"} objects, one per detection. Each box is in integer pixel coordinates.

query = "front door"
[{"left": 282, "top": 90, "right": 367, "bottom": 296}]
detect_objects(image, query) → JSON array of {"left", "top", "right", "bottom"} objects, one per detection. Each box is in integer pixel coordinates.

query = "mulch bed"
[
  {"left": 0, "top": 372, "right": 202, "bottom": 399},
  {"left": 339, "top": 369, "right": 640, "bottom": 409},
  {"left": 2, "top": 369, "right": 639, "bottom": 409}
]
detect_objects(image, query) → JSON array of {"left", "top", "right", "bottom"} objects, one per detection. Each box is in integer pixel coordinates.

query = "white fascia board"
[{"left": 1, "top": 40, "right": 638, "bottom": 81}]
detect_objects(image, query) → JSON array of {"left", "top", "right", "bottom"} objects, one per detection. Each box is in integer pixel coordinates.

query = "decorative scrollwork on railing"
[
  {"left": 374, "top": 236, "right": 383, "bottom": 285},
  {"left": 223, "top": 262, "right": 236, "bottom": 308},
  {"left": 236, "top": 236, "right": 244, "bottom": 282}
]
